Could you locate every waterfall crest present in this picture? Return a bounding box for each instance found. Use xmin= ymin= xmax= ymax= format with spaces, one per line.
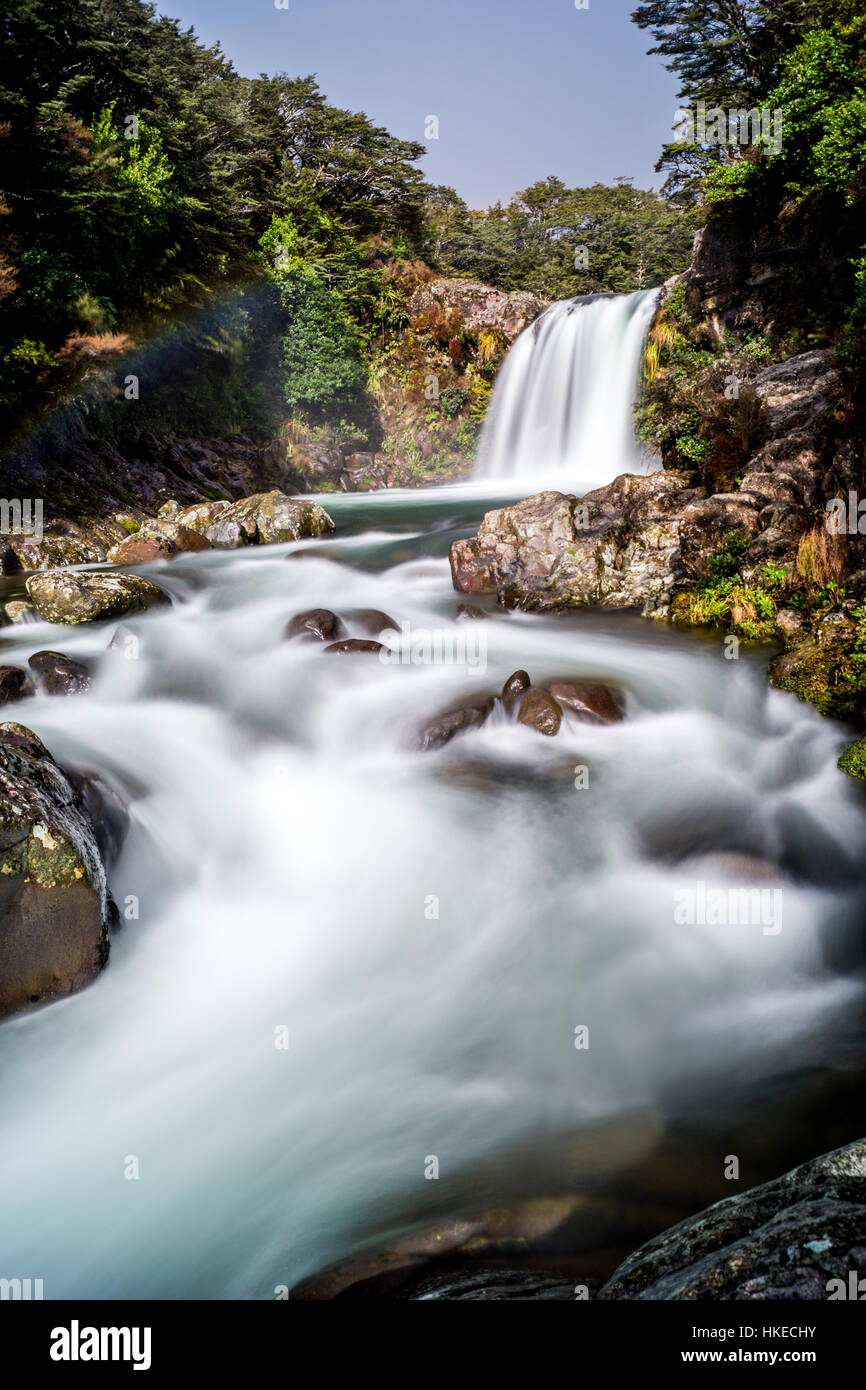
xmin=474 ymin=288 xmax=659 ymax=489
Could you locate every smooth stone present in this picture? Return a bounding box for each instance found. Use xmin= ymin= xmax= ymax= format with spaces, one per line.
xmin=517 ymin=688 xmax=563 ymax=736
xmin=285 ymin=609 xmax=347 ymax=643
xmin=27 ymin=650 xmax=93 ymax=696
xmin=323 ymin=639 xmax=385 ymax=655
xmin=546 ymin=680 xmax=624 ymax=725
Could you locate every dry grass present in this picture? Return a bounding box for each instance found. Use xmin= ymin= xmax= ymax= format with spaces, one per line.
xmin=796 ymin=524 xmax=848 ymax=589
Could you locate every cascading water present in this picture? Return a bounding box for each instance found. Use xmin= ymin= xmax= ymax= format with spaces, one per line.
xmin=475 ymin=289 xmax=660 ymax=489
xmin=0 ymin=494 xmax=864 ymax=1299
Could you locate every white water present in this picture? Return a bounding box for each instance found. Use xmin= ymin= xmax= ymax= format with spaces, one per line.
xmin=0 ymin=492 xmax=864 ymax=1298
xmin=475 ymin=290 xmax=660 ymax=489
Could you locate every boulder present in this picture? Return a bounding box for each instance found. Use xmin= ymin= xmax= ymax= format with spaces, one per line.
xmin=203 ymin=491 xmax=335 ymax=548
xmin=286 ymin=609 xmax=347 ymax=643
xmin=25 ymin=571 xmax=168 ymax=625
xmin=546 ymin=680 xmax=624 ymax=724
xmin=502 ymin=669 xmax=531 ymax=704
xmin=599 ymin=1137 xmax=866 ymax=1300
xmin=517 ymin=688 xmax=563 ymax=736
xmin=0 ymin=723 xmax=111 ymax=1019
xmin=28 ymin=650 xmax=93 ymax=696
xmin=173 ymin=500 xmax=230 ymax=533
xmin=0 ymin=665 xmax=33 ymax=705
xmin=107 ymin=533 xmax=177 ymax=565
xmin=449 ymin=474 xmax=708 ymax=613
xmin=4 ymin=600 xmax=37 ymax=625
xmin=341 ymin=454 xmax=391 ymax=492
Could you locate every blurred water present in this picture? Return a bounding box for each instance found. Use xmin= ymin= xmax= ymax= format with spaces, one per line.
xmin=0 ymin=487 xmax=864 ymax=1298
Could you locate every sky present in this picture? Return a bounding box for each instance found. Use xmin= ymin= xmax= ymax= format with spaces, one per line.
xmin=157 ymin=0 xmax=682 ymax=208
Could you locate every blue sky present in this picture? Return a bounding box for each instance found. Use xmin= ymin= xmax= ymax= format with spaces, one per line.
xmin=158 ymin=0 xmax=681 ymax=207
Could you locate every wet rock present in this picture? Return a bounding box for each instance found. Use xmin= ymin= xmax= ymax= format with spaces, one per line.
xmin=344 ymin=609 xmax=398 ymax=637
xmin=517 ymin=687 xmax=563 ymax=736
xmin=203 ymin=491 xmax=335 ymax=548
xmin=0 ymin=722 xmax=111 ymax=1019
xmin=28 ymin=650 xmax=93 ymax=696
xmin=323 ymin=638 xmax=386 ymax=655
xmin=0 ymin=543 xmax=22 ymax=575
xmin=107 ymin=533 xmax=177 ymax=565
xmin=286 ymin=608 xmax=347 ymax=643
xmin=599 ymin=1137 xmax=866 ymax=1300
xmin=4 ymin=600 xmax=37 ymax=625
xmin=502 ymin=669 xmax=531 ymax=704
xmin=396 ymin=1268 xmax=576 ymax=1301
xmin=457 ymin=604 xmax=492 ymax=620
xmin=65 ymin=769 xmax=130 ymax=868
xmin=546 ymin=680 xmax=624 ymax=725
xmin=0 ymin=666 xmax=33 ymax=705
xmin=416 ymin=695 xmax=495 ymax=751
xmin=26 ymin=571 xmax=168 ymax=625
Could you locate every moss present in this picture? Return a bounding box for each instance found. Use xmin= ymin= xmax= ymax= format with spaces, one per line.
xmin=838 ymin=735 xmax=866 ymax=780
xmin=117 ymin=517 xmax=140 ymax=534
xmin=770 ymin=640 xmax=866 ymax=721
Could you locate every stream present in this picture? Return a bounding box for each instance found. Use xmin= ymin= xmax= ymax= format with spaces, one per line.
xmin=1 ymin=481 xmax=865 ymax=1297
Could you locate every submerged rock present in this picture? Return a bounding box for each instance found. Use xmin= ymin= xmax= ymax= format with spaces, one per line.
xmin=344 ymin=608 xmax=398 ymax=637
xmin=25 ymin=571 xmax=167 ymax=625
xmin=286 ymin=609 xmax=347 ymax=643
xmin=28 ymin=650 xmax=93 ymax=696
xmin=0 ymin=723 xmax=112 ymax=1019
xmin=599 ymin=1137 xmax=866 ymax=1300
xmin=416 ymin=695 xmax=495 ymax=751
xmin=323 ymin=638 xmax=385 ymax=655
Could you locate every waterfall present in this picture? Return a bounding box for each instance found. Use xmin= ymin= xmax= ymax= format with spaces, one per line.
xmin=474 ymin=288 xmax=660 ymax=488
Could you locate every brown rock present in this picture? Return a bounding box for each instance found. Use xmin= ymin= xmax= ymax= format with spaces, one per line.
xmin=28 ymin=650 xmax=93 ymax=696
xmin=107 ymin=533 xmax=177 ymax=565
xmin=286 ymin=609 xmax=347 ymax=643
xmin=345 ymin=608 xmax=398 ymax=637
xmin=502 ymin=670 xmax=531 ymax=704
xmin=546 ymin=680 xmax=624 ymax=724
xmin=323 ymin=639 xmax=386 ymax=655
xmin=518 ymin=688 xmax=563 ymax=736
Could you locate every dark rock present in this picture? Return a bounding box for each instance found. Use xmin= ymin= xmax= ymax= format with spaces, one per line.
xmin=323 ymin=639 xmax=386 ymax=655
xmin=0 ymin=723 xmax=111 ymax=1019
xmin=502 ymin=669 xmax=531 ymax=703
xmin=517 ymin=688 xmax=563 ymax=736
xmin=65 ymin=769 xmax=130 ymax=868
xmin=28 ymin=650 xmax=93 ymax=696
xmin=546 ymin=680 xmax=624 ymax=725
xmin=599 ymin=1137 xmax=866 ymax=1300
xmin=0 ymin=665 xmax=34 ymax=706
xmin=286 ymin=609 xmax=347 ymax=643
xmin=416 ymin=696 xmax=495 ymax=751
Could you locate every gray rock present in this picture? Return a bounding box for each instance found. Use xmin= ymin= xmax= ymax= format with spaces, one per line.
xmin=599 ymin=1138 xmax=866 ymax=1300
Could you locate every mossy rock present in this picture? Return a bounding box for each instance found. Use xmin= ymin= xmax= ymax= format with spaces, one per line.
xmin=838 ymin=735 xmax=866 ymax=781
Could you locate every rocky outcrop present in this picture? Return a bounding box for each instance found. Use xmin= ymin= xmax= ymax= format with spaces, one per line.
xmin=599 ymin=1138 xmax=866 ymax=1300
xmin=409 ymin=279 xmax=548 ymax=345
xmin=450 ymin=474 xmax=708 ymax=614
xmin=0 ymin=723 xmax=114 ymax=1019
xmin=26 ymin=571 xmax=167 ymax=625
xmin=201 ymin=491 xmax=335 ymax=548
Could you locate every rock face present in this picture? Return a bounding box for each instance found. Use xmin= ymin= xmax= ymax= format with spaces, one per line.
xmin=0 ymin=723 xmax=112 ymax=1019
xmin=450 ymin=474 xmax=708 ymax=614
xmin=409 ymin=279 xmax=548 ymax=345
xmin=599 ymin=1138 xmax=866 ymax=1300
xmin=25 ymin=571 xmax=167 ymax=625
